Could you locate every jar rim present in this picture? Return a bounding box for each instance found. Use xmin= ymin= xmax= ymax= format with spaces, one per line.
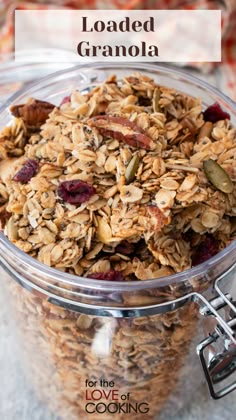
xmin=1 ymin=62 xmax=236 ymax=293
xmin=0 ymin=232 xmax=236 ymax=292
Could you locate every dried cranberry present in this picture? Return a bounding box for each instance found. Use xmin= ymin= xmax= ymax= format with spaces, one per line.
xmin=89 ymin=271 xmax=124 ymax=281
xmin=203 ymin=103 xmax=230 ymax=123
xmin=13 ymin=159 xmax=39 ymax=183
xmin=58 ymin=180 xmax=95 ymax=204
xmin=116 ymin=241 xmax=135 ymax=255
xmin=191 ymin=235 xmax=219 ymax=266
xmin=60 ymin=96 xmax=70 ymax=106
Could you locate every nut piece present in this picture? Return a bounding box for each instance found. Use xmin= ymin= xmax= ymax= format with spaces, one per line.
xmin=97 ymin=216 xmax=112 ymax=244
xmin=125 ymin=155 xmax=140 ymax=184
xmin=120 ymin=185 xmax=143 ymax=203
xmin=90 ymin=115 xmax=153 ymax=149
xmin=203 ymin=159 xmax=234 ymax=194
xmin=11 ymin=99 xmax=54 ymax=127
xmin=91 ymin=115 xmax=146 ymax=133
xmin=146 ymin=206 xmax=169 ymax=232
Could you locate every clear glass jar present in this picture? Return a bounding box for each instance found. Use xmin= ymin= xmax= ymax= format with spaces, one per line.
xmin=0 ymin=49 xmax=76 ymax=106
xmin=0 ymin=63 xmax=235 ymax=420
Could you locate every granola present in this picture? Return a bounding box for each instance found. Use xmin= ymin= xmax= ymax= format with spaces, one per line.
xmin=0 ymin=72 xmax=235 ymax=277
xmin=5 ymin=279 xmax=199 ymax=420
xmin=0 ymin=72 xmax=235 ymax=419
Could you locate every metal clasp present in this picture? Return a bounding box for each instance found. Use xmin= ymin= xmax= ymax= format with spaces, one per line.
xmin=196 ymin=272 xmax=236 ymax=399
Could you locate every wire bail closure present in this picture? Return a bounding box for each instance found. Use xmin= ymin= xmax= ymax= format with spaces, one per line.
xmin=196 ymin=272 xmax=236 ymax=399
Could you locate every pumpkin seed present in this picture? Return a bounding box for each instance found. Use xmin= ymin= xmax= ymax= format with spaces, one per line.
xmin=153 ymin=88 xmax=161 ymax=112
xmin=125 ymin=155 xmax=140 ymax=184
xmin=203 ymin=159 xmax=234 ymax=193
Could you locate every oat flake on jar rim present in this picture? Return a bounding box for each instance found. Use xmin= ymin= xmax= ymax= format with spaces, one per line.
xmin=0 ymin=63 xmax=235 ymax=420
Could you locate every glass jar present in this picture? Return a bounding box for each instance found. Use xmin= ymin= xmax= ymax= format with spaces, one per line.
xmin=0 ymin=49 xmax=76 ymax=106
xmin=0 ymin=63 xmax=235 ymax=420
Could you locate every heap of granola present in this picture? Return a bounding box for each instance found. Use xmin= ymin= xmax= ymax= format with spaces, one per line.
xmin=0 ymin=73 xmax=236 ymax=280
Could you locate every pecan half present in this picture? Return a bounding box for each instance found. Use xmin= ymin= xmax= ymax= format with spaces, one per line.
xmin=10 ymin=99 xmax=54 ymax=127
xmin=89 ymin=115 xmax=152 ymax=150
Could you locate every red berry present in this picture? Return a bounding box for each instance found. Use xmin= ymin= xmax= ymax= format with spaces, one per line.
xmin=203 ymin=102 xmax=230 ymax=123
xmin=58 ymin=180 xmax=96 ymax=204
xmin=192 ymin=235 xmax=219 ymax=266
xmin=13 ymin=159 xmax=39 ymax=183
xmin=89 ymin=271 xmax=124 ymax=281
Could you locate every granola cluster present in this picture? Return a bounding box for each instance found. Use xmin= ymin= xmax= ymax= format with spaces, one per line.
xmin=1 ymin=73 xmax=236 ymax=280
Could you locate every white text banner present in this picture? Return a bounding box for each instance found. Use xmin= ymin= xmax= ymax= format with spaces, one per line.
xmin=15 ymin=10 xmax=221 ymax=63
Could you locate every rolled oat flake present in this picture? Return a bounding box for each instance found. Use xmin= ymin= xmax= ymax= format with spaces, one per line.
xmin=203 ymin=159 xmax=234 ymax=194
xmin=153 ymin=87 xmax=161 ymax=112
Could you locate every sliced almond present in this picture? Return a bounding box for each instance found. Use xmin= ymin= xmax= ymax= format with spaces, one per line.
xmin=97 ymin=216 xmax=112 ymax=244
